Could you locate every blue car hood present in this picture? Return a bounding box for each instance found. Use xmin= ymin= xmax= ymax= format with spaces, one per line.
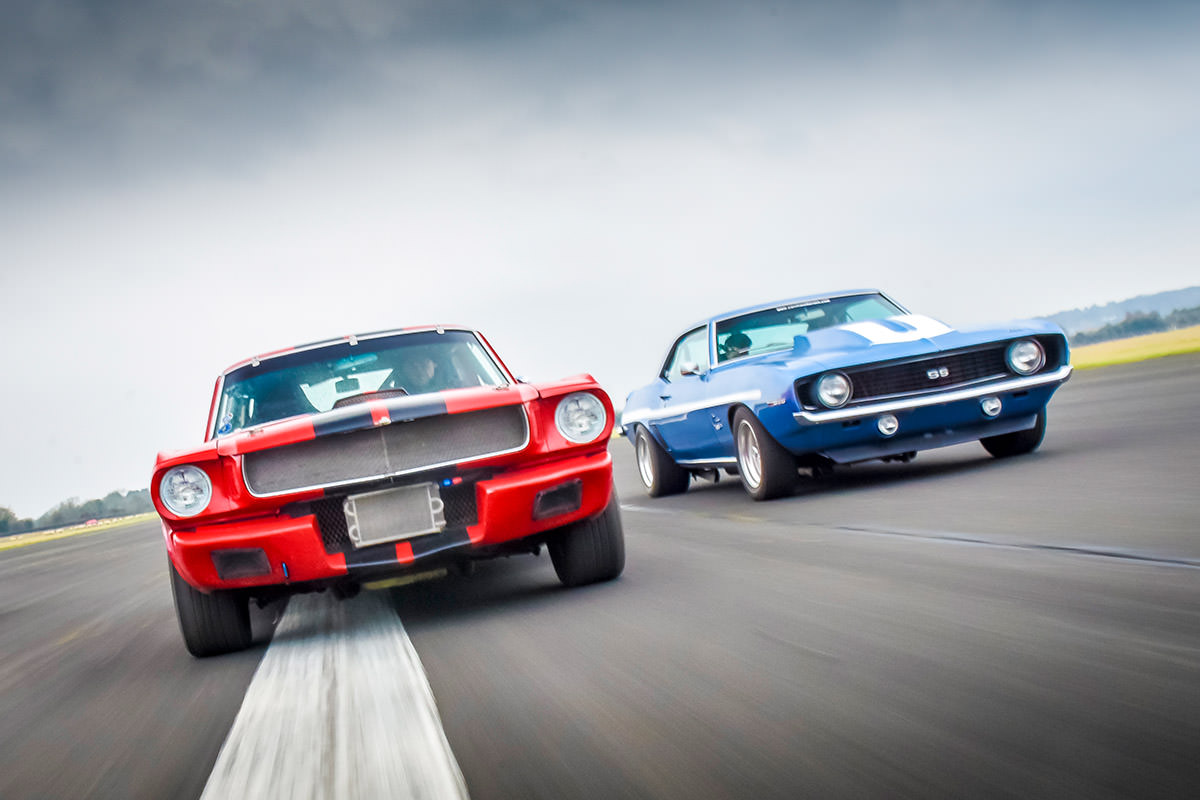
xmin=760 ymin=314 xmax=1056 ymax=373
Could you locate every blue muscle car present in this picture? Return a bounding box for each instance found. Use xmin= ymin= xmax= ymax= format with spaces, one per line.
xmin=621 ymin=290 xmax=1072 ymax=500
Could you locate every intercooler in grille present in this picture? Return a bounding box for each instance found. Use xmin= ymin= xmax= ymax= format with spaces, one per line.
xmin=847 ymin=346 xmax=1009 ymax=400
xmin=243 ymin=405 xmax=528 ymax=496
xmin=314 ymin=481 xmax=479 ymax=554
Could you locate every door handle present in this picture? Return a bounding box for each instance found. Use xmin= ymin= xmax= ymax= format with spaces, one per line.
xmin=659 ymin=394 xmax=672 ymax=401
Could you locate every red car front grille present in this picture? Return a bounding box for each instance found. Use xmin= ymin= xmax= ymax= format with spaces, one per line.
xmin=242 ymin=405 xmax=528 ymax=496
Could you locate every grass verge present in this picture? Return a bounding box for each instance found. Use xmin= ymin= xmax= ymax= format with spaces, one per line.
xmin=1071 ymin=324 xmax=1200 ymax=370
xmin=0 ymin=513 xmax=158 ymax=553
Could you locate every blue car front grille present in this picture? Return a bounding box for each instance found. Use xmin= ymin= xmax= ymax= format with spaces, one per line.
xmin=795 ymin=339 xmax=1064 ymax=408
xmin=847 ymin=346 xmax=1009 ymax=399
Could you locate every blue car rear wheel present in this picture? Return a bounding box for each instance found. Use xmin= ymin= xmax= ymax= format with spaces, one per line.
xmin=634 ymin=426 xmax=690 ymax=497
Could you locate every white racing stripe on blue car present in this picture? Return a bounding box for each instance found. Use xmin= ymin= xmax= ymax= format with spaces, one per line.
xmin=841 ymin=314 xmax=953 ymax=344
xmin=201 ymin=591 xmax=469 ymax=800
xmin=621 ymin=390 xmax=761 ymax=426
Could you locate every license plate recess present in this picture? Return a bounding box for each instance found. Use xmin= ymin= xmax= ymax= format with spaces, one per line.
xmin=343 ymin=483 xmax=446 ymax=548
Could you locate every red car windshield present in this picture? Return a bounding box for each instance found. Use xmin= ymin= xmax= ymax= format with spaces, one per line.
xmin=212 ymin=330 xmax=508 ymax=436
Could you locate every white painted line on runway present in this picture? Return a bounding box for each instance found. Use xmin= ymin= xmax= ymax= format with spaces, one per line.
xmin=619 ymin=503 xmax=676 ymax=515
xmin=201 ymin=590 xmax=469 ymax=800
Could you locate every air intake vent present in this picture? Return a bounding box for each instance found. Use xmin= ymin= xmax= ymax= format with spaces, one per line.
xmin=243 ymin=405 xmax=528 ymax=496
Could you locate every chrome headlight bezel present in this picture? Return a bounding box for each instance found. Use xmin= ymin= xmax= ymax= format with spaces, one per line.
xmin=159 ymin=465 xmax=213 ymax=517
xmin=1006 ymin=339 xmax=1045 ymax=375
xmin=815 ymin=372 xmax=852 ymax=408
xmin=554 ymin=392 xmax=608 ymax=444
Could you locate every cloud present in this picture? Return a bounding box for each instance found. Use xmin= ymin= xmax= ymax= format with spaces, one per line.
xmin=0 ymin=0 xmax=603 ymax=180
xmin=4 ymin=0 xmax=1197 ymax=183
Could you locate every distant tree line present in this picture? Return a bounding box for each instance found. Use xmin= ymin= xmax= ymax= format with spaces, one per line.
xmin=0 ymin=489 xmax=153 ymax=536
xmin=1071 ymin=305 xmax=1200 ymax=346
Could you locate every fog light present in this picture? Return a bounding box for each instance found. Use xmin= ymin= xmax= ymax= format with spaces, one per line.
xmin=211 ymin=548 xmax=271 ymax=580
xmin=981 ymin=397 xmax=1002 ymax=417
xmin=533 ymin=479 xmax=583 ymax=520
xmin=877 ymin=414 xmax=899 ymax=437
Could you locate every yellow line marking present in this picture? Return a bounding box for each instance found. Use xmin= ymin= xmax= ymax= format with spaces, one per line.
xmin=362 ymin=569 xmax=448 ymax=590
xmin=723 ymin=514 xmax=768 ymax=524
xmin=54 ymin=628 xmax=87 ymax=647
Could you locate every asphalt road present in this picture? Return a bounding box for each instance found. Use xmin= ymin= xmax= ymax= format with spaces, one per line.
xmin=2 ymin=354 xmax=1198 ymax=799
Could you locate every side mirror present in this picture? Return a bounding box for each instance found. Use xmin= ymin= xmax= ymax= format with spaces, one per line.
xmin=679 ymin=361 xmax=703 ymax=377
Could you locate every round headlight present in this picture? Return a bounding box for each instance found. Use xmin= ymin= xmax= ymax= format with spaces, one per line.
xmin=555 ymin=392 xmax=608 ymax=443
xmin=815 ymin=372 xmax=852 ymax=408
xmin=1007 ymin=339 xmax=1045 ymax=375
xmin=160 ymin=465 xmax=213 ymax=517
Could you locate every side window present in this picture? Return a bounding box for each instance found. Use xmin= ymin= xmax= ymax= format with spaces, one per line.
xmin=661 ymin=327 xmax=710 ymax=382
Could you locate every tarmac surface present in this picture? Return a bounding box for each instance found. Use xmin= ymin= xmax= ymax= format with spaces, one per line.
xmin=1 ymin=354 xmax=1197 ymax=799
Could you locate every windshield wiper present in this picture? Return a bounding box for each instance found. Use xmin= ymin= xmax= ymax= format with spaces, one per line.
xmin=331 ymin=388 xmax=409 ymax=409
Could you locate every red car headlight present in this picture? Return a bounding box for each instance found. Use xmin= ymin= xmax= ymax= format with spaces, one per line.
xmin=160 ymin=465 xmax=213 ymax=517
xmin=554 ymin=392 xmax=608 ymax=443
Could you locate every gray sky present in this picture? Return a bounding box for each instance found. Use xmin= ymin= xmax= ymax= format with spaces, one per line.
xmin=2 ymin=0 xmax=1198 ymax=518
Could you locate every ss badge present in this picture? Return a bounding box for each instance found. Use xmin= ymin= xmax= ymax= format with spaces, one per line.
xmin=926 ymin=366 xmax=950 ymax=379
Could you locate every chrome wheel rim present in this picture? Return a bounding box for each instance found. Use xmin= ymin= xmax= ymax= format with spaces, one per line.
xmin=635 ymin=433 xmax=656 ymax=488
xmin=736 ymin=421 xmax=762 ymax=489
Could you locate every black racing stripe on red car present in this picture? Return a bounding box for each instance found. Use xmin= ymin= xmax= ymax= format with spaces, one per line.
xmin=382 ymin=395 xmax=448 ymax=420
xmin=312 ymin=407 xmax=374 ymax=437
xmin=343 ymin=543 xmax=399 ymax=569
xmin=311 ymin=395 xmax=453 ymax=438
xmin=342 ymin=528 xmax=472 ymax=569
xmin=411 ymin=528 xmax=472 ymax=558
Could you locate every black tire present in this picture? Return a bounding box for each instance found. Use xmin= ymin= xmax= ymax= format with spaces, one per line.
xmin=633 ymin=425 xmax=690 ymax=497
xmin=981 ymin=409 xmax=1047 ymax=458
xmin=548 ymin=491 xmax=626 ymax=587
xmin=169 ymin=560 xmax=253 ymax=657
xmin=733 ymin=408 xmax=797 ymax=501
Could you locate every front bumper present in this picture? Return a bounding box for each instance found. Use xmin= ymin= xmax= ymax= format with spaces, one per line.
xmin=167 ymin=450 xmax=613 ymax=592
xmin=768 ymin=365 xmax=1071 ymax=463
xmin=792 ymin=365 xmax=1072 ymax=424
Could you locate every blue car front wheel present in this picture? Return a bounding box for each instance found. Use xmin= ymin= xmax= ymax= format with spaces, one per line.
xmin=981 ymin=409 xmax=1047 ymax=458
xmin=733 ymin=408 xmax=797 ymax=501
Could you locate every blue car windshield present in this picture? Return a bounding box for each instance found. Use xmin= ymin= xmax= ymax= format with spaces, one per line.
xmin=715 ymin=293 xmax=904 ymax=363
xmin=212 ymin=330 xmax=508 ymax=436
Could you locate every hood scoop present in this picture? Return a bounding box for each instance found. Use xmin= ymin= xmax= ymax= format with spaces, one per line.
xmin=793 ymin=314 xmax=952 ymax=354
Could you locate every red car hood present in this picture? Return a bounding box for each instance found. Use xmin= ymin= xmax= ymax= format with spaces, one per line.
xmin=213 ymin=384 xmax=542 ymax=457
xmin=155 ymin=376 xmax=605 ymax=470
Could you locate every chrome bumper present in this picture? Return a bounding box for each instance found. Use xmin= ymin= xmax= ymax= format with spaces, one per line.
xmin=793 ymin=365 xmax=1073 ymax=425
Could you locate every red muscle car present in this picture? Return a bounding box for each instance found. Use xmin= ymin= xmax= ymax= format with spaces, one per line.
xmin=153 ymin=326 xmax=623 ymax=656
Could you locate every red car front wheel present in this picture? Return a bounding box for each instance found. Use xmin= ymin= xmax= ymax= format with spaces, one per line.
xmin=169 ymin=560 xmax=253 ymax=657
xmin=548 ymin=491 xmax=626 ymax=587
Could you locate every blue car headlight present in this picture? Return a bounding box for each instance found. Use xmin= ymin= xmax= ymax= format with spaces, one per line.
xmin=1006 ymin=339 xmax=1045 ymax=375
xmin=815 ymin=372 xmax=852 ymax=408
